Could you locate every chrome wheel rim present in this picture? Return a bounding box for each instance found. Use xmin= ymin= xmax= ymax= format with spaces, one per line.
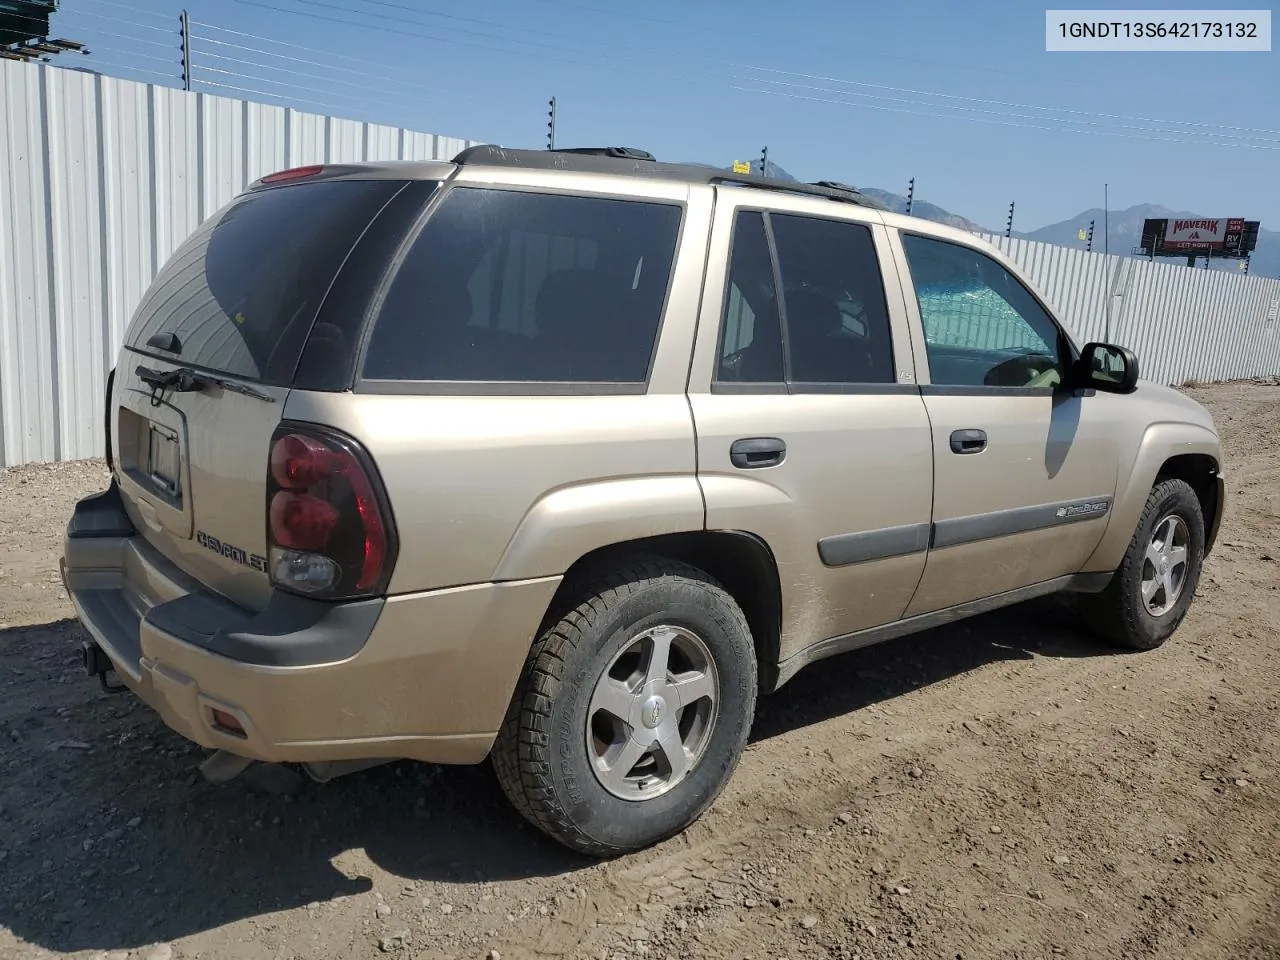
xmin=1141 ymin=514 xmax=1190 ymax=617
xmin=585 ymin=624 xmax=719 ymax=801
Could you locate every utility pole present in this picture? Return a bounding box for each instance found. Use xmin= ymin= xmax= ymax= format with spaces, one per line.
xmin=1005 ymin=201 xmax=1015 ymax=239
xmin=1243 ymin=255 xmax=1251 ymax=274
xmin=1103 ymin=183 xmax=1109 ymax=257
xmin=1086 ymin=218 xmax=1095 ymax=253
xmin=759 ymin=145 xmax=768 ymax=176
xmin=546 ymin=97 xmax=556 ymax=150
xmin=179 ymin=9 xmax=191 ymax=92
xmin=905 ymin=177 xmax=915 ymax=216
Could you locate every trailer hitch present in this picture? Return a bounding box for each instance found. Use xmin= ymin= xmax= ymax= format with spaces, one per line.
xmin=81 ymin=640 xmax=127 ymax=693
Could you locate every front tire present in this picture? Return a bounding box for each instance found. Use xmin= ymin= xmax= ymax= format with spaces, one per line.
xmin=491 ymin=558 xmax=757 ymax=857
xmin=1077 ymin=478 xmax=1205 ymax=651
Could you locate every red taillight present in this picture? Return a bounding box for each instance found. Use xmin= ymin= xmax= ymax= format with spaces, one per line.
xmin=260 ymin=164 xmax=324 ymax=184
xmin=269 ymin=491 xmax=340 ymax=551
xmin=266 ymin=427 xmax=396 ymax=597
xmin=270 ymin=433 xmax=334 ymax=489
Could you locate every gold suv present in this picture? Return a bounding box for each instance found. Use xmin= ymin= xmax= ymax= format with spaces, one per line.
xmin=63 ymin=145 xmax=1225 ymax=856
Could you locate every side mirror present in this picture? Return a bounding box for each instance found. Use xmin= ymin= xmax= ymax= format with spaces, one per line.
xmin=1074 ymin=342 xmax=1139 ymax=394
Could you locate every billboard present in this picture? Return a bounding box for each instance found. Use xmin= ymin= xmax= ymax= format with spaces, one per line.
xmin=1141 ymin=217 xmax=1260 ymax=259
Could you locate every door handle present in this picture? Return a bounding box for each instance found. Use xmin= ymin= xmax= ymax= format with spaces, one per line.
xmin=730 ymin=437 xmax=786 ymax=469
xmin=949 ymin=428 xmax=987 ymax=454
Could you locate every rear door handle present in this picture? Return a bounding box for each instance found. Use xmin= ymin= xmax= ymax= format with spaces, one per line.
xmin=730 ymin=437 xmax=786 ymax=469
xmin=949 ymin=428 xmax=987 ymax=454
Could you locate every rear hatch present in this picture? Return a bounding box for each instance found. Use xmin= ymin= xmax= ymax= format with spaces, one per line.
xmin=110 ymin=173 xmax=420 ymax=611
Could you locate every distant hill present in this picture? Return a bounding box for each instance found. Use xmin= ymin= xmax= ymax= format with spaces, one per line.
xmin=1021 ymin=205 xmax=1277 ymax=278
xmin=697 ymin=158 xmax=1275 ymax=278
xmin=855 ymin=187 xmax=991 ymax=234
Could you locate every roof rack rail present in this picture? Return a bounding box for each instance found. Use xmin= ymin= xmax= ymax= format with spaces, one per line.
xmin=449 ymin=144 xmax=887 ymax=210
xmin=552 ymin=146 xmax=656 ymax=160
xmin=811 ymin=180 xmax=858 ymax=193
xmin=711 ymin=176 xmax=889 ymax=211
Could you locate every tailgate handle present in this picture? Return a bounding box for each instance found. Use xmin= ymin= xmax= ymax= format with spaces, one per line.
xmin=730 ymin=437 xmax=786 ymax=469
xmin=949 ymin=428 xmax=988 ymax=454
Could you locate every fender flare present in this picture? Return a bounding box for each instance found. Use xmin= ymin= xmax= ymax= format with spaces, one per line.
xmin=1082 ymin=421 xmax=1222 ymax=573
xmin=490 ymin=475 xmax=706 ymax=582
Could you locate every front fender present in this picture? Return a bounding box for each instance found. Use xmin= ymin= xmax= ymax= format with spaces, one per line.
xmin=1082 ymin=421 xmax=1222 ymax=573
xmin=491 ymin=476 xmax=705 ymax=581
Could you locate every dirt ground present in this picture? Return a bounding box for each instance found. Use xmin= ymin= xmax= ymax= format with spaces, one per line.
xmin=1 ymin=381 xmax=1277 ymax=960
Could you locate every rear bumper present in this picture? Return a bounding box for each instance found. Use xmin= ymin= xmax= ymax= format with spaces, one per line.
xmin=62 ymin=482 xmax=560 ymax=766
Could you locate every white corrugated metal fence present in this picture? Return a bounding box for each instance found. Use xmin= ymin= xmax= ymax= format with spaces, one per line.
xmin=980 ymin=234 xmax=1280 ymax=387
xmin=0 ymin=59 xmax=476 ymax=467
xmin=3 ymin=59 xmax=1279 ymax=467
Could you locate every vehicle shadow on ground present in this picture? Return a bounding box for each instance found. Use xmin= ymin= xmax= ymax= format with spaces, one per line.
xmin=0 ymin=600 xmax=1117 ymax=954
xmin=750 ymin=594 xmax=1117 ymax=742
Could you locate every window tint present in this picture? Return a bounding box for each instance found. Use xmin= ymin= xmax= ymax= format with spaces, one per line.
xmin=901 ymin=234 xmax=1065 ymax=389
xmin=362 ymin=187 xmax=682 ymax=384
xmin=717 ymin=211 xmax=784 ymax=383
xmin=126 ymin=179 xmax=405 ymax=385
xmin=770 ymin=214 xmax=896 ymax=385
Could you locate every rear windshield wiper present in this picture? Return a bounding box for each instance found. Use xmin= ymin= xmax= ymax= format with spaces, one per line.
xmin=136 ymin=365 xmax=276 ymax=406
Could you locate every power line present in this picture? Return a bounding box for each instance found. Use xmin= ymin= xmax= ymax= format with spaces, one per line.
xmin=190 ymin=77 xmax=403 ymax=120
xmin=85 ymin=44 xmax=177 ymax=66
xmin=65 ymin=26 xmax=176 ymax=51
xmin=222 ymin=2 xmax=1280 ymax=152
xmin=4 ymin=7 xmax=170 ymax=39
xmin=35 ymin=0 xmax=1280 ymax=147
xmin=230 ymin=0 xmax=658 ymax=78
xmin=190 ymin=53 xmax=441 ymax=105
xmin=335 ymin=0 xmax=1280 ymax=139
xmin=513 ymin=0 xmax=1103 ymax=93
xmin=273 ymin=0 xmax=629 ymax=61
xmin=55 ymin=8 xmax=175 ymax=34
xmin=73 ymin=0 xmax=170 ymax=20
xmin=748 ymin=75 xmax=1280 ymax=146
xmin=189 ymin=33 xmax=436 ymax=89
xmin=306 ymin=0 xmax=597 ymax=48
xmin=730 ymin=84 xmax=1280 ymax=151
xmin=739 ymin=64 xmax=1280 ymax=140
xmin=77 ymin=60 xmax=180 ymax=83
xmin=189 ymin=19 xmax=429 ymax=79
xmin=2 ymin=10 xmax=178 ymax=56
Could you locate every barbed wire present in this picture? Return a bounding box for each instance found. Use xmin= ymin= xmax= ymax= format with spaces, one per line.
xmin=190 ymin=54 xmax=438 ymax=106
xmin=14 ymin=0 xmax=1276 ymax=151
xmin=189 ymin=31 xmax=438 ymax=89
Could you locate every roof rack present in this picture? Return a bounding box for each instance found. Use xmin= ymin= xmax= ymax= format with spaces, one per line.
xmin=450 ymin=144 xmax=887 ymax=211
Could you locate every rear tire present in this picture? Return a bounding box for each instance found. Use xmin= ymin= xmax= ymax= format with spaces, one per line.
xmin=491 ymin=557 xmax=757 ymax=857
xmin=1077 ymin=478 xmax=1205 ymax=651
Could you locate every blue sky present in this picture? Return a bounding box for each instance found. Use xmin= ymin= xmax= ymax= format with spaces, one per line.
xmin=46 ymin=0 xmax=1280 ymax=230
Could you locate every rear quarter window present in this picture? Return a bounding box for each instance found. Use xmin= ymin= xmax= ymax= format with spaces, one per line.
xmin=360 ymin=187 xmax=684 ymax=389
xmin=125 ymin=179 xmax=407 ymax=385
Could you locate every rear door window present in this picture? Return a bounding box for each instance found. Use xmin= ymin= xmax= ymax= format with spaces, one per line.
xmin=125 ymin=179 xmax=407 ymax=385
xmin=361 ymin=187 xmax=683 ymax=386
xmin=770 ymin=213 xmax=896 ymax=386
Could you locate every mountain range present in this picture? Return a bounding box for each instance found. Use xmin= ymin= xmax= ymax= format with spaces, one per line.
xmin=717 ymin=160 xmax=1276 ymax=279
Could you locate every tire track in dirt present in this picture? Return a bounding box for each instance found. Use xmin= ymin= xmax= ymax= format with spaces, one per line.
xmin=1 ymin=381 xmax=1277 ymax=960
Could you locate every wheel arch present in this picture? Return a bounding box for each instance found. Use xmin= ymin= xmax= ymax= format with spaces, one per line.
xmin=1154 ymin=452 xmax=1224 ymax=556
xmin=1082 ymin=422 xmax=1222 ymax=573
xmin=538 ymin=530 xmax=785 ymax=693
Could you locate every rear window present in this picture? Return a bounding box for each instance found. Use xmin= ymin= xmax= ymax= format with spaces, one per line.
xmin=361 ymin=187 xmax=683 ymax=386
xmin=125 ymin=179 xmax=406 ymax=385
